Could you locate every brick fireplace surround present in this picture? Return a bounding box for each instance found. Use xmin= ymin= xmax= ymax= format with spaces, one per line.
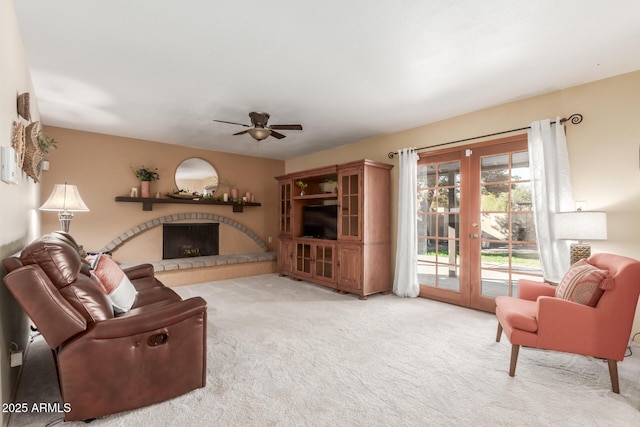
xmin=100 ymin=212 xmax=277 ymax=286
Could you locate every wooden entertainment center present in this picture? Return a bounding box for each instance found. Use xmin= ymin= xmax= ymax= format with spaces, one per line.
xmin=275 ymin=159 xmax=393 ymax=299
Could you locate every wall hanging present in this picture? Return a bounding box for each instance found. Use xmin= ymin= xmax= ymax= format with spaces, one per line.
xmin=12 ymin=120 xmax=25 ymax=168
xmin=17 ymin=92 xmax=31 ymax=121
xmin=22 ymin=121 xmax=43 ymax=182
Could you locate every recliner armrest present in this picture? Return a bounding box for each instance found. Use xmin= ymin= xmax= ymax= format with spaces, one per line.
xmin=122 ymin=263 xmax=156 ymax=280
xmin=518 ymin=279 xmax=557 ymax=301
xmin=79 ymin=297 xmax=207 ymax=340
xmin=3 ymin=256 xmax=23 ymax=273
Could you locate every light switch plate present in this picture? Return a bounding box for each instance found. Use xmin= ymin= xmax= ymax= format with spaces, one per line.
xmin=1 ymin=146 xmax=19 ymax=185
xmin=10 ymin=350 xmax=22 ymax=367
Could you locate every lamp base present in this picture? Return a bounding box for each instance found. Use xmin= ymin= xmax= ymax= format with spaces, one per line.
xmin=569 ymin=243 xmax=591 ymax=265
xmin=57 ymin=211 xmax=73 ymax=233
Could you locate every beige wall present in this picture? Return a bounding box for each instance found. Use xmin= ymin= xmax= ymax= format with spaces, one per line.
xmin=0 ymin=0 xmax=41 ymax=424
xmin=287 ymin=70 xmax=640 ymax=332
xmin=40 ymin=127 xmax=284 ymax=263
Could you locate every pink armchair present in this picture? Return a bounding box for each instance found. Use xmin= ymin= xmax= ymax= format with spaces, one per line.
xmin=495 ymin=253 xmax=640 ymax=393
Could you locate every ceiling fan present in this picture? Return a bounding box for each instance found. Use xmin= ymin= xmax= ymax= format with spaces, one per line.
xmin=214 ymin=111 xmax=303 ymax=141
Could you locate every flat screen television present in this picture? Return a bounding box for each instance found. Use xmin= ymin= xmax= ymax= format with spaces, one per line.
xmin=302 ymin=204 xmax=338 ymax=240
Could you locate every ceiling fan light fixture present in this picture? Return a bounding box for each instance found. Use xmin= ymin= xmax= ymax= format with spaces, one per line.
xmin=248 ymin=127 xmax=271 ymax=141
xmin=214 ymin=111 xmax=302 ymax=141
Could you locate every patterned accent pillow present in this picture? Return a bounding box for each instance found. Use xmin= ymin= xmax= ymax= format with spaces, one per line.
xmin=86 ymin=254 xmax=138 ymax=313
xmin=555 ymin=259 xmax=609 ymax=307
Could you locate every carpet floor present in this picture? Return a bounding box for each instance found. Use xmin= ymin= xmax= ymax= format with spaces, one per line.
xmin=8 ymin=274 xmax=640 ymax=426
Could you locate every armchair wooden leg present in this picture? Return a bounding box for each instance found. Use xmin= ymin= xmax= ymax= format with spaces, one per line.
xmin=496 ymin=323 xmax=503 ymax=342
xmin=607 ymin=359 xmax=620 ymax=394
xmin=509 ymin=344 xmax=519 ymax=377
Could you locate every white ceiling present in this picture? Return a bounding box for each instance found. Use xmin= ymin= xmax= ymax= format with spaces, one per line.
xmin=14 ymin=1 xmax=640 ymax=160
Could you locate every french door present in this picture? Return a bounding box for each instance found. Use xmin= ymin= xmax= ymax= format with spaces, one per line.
xmin=416 ymin=135 xmax=542 ymax=312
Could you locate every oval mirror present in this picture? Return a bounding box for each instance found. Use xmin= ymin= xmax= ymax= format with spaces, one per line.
xmin=174 ymin=158 xmax=219 ymax=196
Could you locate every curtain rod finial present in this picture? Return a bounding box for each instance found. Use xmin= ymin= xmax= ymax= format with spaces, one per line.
xmin=561 ymin=113 xmax=583 ymax=125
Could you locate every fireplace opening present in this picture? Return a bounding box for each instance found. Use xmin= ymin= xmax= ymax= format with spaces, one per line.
xmin=162 ymin=223 xmax=219 ymax=260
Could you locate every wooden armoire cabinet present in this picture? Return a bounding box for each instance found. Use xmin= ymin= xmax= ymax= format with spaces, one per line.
xmin=275 ymin=159 xmax=393 ymax=299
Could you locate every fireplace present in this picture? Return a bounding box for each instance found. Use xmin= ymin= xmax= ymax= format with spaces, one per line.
xmin=162 ymin=223 xmax=219 ymax=260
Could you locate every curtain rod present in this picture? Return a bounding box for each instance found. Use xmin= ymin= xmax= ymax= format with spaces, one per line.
xmin=387 ymin=113 xmax=583 ymax=159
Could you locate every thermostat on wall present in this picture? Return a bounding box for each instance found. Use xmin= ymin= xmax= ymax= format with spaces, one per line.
xmin=1 ymin=146 xmax=19 ymax=184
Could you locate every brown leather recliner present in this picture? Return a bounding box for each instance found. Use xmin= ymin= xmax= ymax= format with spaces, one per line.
xmin=3 ymin=233 xmax=207 ymax=421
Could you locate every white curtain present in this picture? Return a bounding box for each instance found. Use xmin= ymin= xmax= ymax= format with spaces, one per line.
xmin=528 ymin=118 xmax=574 ymax=279
xmin=393 ymin=147 xmax=420 ymax=297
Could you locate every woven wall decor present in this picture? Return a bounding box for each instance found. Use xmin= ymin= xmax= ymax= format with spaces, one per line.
xmin=23 ymin=121 xmax=43 ymax=183
xmin=17 ymin=92 xmax=31 ymax=121
xmin=11 ymin=121 xmax=26 ymax=168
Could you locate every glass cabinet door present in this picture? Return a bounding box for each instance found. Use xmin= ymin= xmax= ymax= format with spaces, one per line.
xmin=279 ymin=181 xmax=292 ymax=234
xmin=295 ymin=242 xmax=312 ymax=275
xmin=339 ymin=170 xmax=361 ymax=239
xmin=314 ymin=243 xmax=334 ymax=281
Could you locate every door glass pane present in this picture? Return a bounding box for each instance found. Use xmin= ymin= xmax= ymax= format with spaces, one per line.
xmin=315 ymin=246 xmax=333 ymax=278
xmin=350 ymin=195 xmax=358 ymax=215
xmin=280 ymin=183 xmax=291 ymax=233
xmin=418 ymin=189 xmax=435 ymax=212
xmin=350 ymin=175 xmax=358 ymax=194
xmin=324 ymin=246 xmax=333 ymax=278
xmin=511 ymin=182 xmax=531 ymax=210
xmin=350 ymin=217 xmax=358 ymax=236
xmin=480 ymin=150 xmax=541 ymax=299
xmin=438 ymin=213 xmax=459 ymax=239
xmin=438 ymin=162 xmax=461 ymax=186
xmin=438 ymin=261 xmax=460 ymax=291
xmin=342 ymin=175 xmax=350 ymax=193
xmin=511 ymin=213 xmax=535 ymax=242
xmin=325 ymin=263 xmax=332 ymax=278
xmin=481 ymin=187 xmax=508 ymax=211
xmin=342 ymin=195 xmax=349 ymax=210
xmin=417 ymin=161 xmax=460 ymax=292
xmin=512 ymin=246 xmax=540 ymax=284
xmin=315 ymin=246 xmax=322 ymax=276
xmin=417 ymin=261 xmax=460 ymax=292
xmin=435 ymin=188 xmax=460 ymax=209
xmin=342 ymin=216 xmax=350 ymax=236
xmin=481 ymin=269 xmax=511 ymax=298
xmin=481 ymin=154 xmax=509 ymax=183
xmin=511 ymin=151 xmax=530 ymax=180
xmin=481 ymin=213 xmax=507 ymax=244
xmin=418 ymin=164 xmax=437 ymax=187
xmin=297 ymin=243 xmax=312 ymax=273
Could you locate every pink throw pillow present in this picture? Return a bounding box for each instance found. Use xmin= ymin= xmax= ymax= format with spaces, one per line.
xmin=87 ymin=254 xmax=137 ymax=313
xmin=555 ymin=259 xmax=609 ymax=307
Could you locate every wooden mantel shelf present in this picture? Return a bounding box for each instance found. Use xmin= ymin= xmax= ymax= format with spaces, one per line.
xmin=115 ymin=196 xmax=261 ymax=212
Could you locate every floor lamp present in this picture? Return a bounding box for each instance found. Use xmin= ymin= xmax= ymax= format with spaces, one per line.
xmin=555 ymin=210 xmax=607 ymax=265
xmin=40 ymin=183 xmax=90 ymax=233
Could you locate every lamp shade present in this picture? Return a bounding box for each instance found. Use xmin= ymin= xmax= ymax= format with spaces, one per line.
xmin=555 ymin=211 xmax=607 ymax=240
xmin=40 ymin=184 xmax=90 ymax=212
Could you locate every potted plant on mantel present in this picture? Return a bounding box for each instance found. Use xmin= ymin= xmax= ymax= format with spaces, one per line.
xmin=132 ymin=165 xmax=159 ymax=198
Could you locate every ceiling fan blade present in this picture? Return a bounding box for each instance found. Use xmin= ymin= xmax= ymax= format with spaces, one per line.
xmin=270 ymin=124 xmax=303 ymax=130
xmin=270 ymin=130 xmax=286 ymax=139
xmin=233 ymin=130 xmax=250 ymax=136
xmin=213 ymin=119 xmax=251 ymax=127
